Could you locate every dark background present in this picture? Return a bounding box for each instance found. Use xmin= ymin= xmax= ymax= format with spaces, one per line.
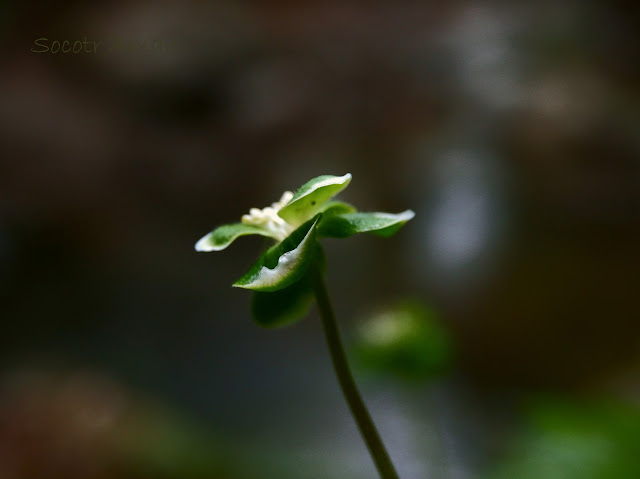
xmin=1 ymin=1 xmax=639 ymax=478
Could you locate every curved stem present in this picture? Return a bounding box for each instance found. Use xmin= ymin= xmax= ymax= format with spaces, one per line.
xmin=310 ymin=263 xmax=400 ymax=479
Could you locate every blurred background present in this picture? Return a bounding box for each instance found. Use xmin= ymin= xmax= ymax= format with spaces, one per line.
xmin=1 ymin=0 xmax=639 ymax=478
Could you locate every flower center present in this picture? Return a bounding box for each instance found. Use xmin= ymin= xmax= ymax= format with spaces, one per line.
xmin=241 ymin=191 xmax=295 ymax=241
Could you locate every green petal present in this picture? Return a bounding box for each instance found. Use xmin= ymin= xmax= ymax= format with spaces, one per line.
xmin=195 ymin=223 xmax=274 ymax=252
xmin=317 ymin=210 xmax=415 ymax=238
xmin=250 ymin=275 xmax=314 ymax=328
xmin=233 ymin=215 xmax=320 ymax=292
xmin=278 ymin=174 xmax=352 ymax=225
xmin=319 ymin=201 xmax=357 ymax=217
xmin=250 ymin=244 xmax=325 ymax=328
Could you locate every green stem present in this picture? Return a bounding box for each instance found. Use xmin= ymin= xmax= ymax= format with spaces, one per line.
xmin=310 ymin=263 xmax=400 ymax=479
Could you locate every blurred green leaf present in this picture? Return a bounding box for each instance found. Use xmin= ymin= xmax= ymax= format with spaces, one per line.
xmin=485 ymin=399 xmax=640 ymax=479
xmin=353 ymin=301 xmax=453 ymax=380
xmin=114 ymin=404 xmax=237 ymax=479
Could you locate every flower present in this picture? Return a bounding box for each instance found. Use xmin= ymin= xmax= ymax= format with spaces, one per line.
xmin=240 ymin=191 xmax=295 ymax=240
xmin=195 ymin=173 xmax=414 ymax=326
xmin=194 ymin=174 xmax=354 ymax=252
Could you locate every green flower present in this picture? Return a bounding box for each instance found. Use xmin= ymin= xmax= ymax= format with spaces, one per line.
xmin=195 ymin=174 xmax=414 ymax=327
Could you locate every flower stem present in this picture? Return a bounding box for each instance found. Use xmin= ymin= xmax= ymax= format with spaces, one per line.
xmin=310 ymin=263 xmax=400 ymax=479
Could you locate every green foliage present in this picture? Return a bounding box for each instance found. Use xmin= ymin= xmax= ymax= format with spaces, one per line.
xmin=233 ymin=216 xmax=320 ymax=292
xmin=485 ymin=399 xmax=640 ymax=479
xmin=278 ymin=174 xmax=352 ymax=225
xmin=318 ymin=210 xmax=415 ymax=238
xmin=250 ymin=245 xmax=325 ymax=327
xmin=114 ymin=404 xmax=237 ymax=479
xmin=318 ymin=200 xmax=357 ymax=217
xmin=353 ymin=301 xmax=454 ymax=380
xmin=250 ymin=275 xmax=315 ymax=328
xmin=195 ymin=223 xmax=273 ymax=252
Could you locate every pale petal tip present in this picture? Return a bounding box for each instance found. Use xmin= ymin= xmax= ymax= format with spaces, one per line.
xmin=402 ymin=209 xmax=416 ymax=220
xmin=195 ymin=235 xmax=216 ymax=252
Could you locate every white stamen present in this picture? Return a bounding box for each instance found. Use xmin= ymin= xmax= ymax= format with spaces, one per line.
xmin=241 ymin=191 xmax=295 ymax=241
